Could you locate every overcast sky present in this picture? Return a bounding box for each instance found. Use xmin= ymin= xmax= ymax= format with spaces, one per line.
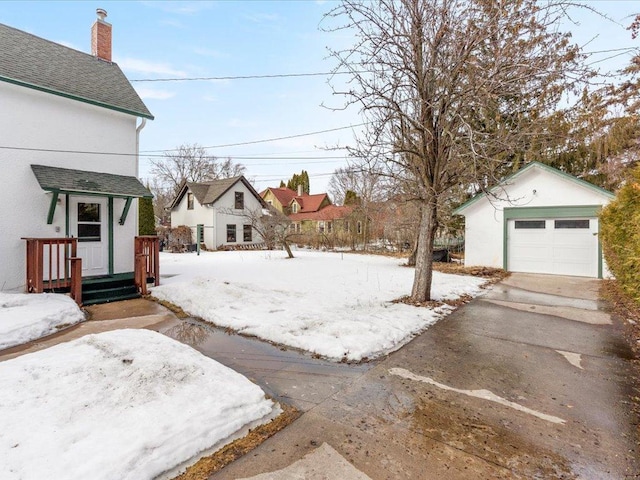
xmin=1 ymin=1 xmax=638 ymax=195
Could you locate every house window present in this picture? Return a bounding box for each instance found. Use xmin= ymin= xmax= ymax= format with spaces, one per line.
xmin=292 ymin=203 xmax=298 ymax=213
xmin=187 ymin=192 xmax=194 ymax=210
xmin=289 ymin=223 xmax=296 ymax=233
xmin=327 ymin=221 xmax=333 ymax=234
xmin=345 ymin=221 xmax=350 ymax=233
xmin=243 ymin=225 xmax=252 ymax=242
xmin=514 ymin=220 xmax=545 ymax=229
xmin=77 ymin=203 xmax=101 ymax=242
xmin=357 ymin=221 xmax=362 ymax=235
xmin=267 ymin=200 xmax=272 ymax=205
xmin=226 ymin=224 xmax=236 ymax=242
xmin=296 ymin=223 xmax=301 ymax=233
xmin=554 ymin=219 xmax=589 ymax=229
xmin=235 ymin=192 xmax=244 ymax=209
xmin=318 ymin=221 xmax=325 ymax=233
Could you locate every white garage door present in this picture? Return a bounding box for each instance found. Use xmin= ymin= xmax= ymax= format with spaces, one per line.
xmin=507 ymin=218 xmax=598 ymax=277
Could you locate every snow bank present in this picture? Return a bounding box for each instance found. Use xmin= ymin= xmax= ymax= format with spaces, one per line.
xmin=0 ymin=292 xmax=85 ymax=350
xmin=0 ymin=329 xmax=278 ymax=480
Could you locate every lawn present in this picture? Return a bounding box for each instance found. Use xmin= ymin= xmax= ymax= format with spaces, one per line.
xmin=151 ymin=250 xmax=488 ymax=361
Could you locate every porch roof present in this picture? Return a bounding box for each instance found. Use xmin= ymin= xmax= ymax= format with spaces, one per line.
xmin=31 ymin=164 xmax=152 ymax=198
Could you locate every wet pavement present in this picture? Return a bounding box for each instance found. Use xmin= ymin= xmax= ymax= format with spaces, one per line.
xmin=157 ymin=318 xmax=372 ymax=411
xmin=207 ymin=273 xmax=640 ymax=480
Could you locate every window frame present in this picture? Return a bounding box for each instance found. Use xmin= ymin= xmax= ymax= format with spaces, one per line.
xmin=243 ymin=224 xmax=252 ymax=242
xmin=187 ymin=192 xmax=194 ymax=210
xmin=554 ymin=219 xmax=590 ymax=229
xmin=226 ymin=224 xmax=237 ymax=242
xmin=514 ymin=220 xmax=546 ymax=229
xmin=234 ymin=191 xmax=244 ymax=210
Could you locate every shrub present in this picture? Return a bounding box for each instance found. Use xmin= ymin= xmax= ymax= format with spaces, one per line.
xmin=600 ymin=165 xmax=640 ymax=303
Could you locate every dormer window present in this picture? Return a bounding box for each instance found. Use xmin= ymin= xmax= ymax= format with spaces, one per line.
xmin=292 ymin=202 xmax=298 ymax=213
xmin=187 ymin=192 xmax=194 ymax=210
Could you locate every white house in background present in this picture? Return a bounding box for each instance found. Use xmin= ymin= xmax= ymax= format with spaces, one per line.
xmin=454 ymin=162 xmax=615 ymax=278
xmin=169 ymin=176 xmax=268 ymax=250
xmin=0 ymin=11 xmax=153 ymax=293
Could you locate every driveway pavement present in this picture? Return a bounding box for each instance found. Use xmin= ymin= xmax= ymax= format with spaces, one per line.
xmin=206 ymin=273 xmax=639 ymax=480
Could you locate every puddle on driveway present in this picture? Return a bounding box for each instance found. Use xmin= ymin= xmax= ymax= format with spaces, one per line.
xmin=158 ymin=318 xmax=372 ymax=410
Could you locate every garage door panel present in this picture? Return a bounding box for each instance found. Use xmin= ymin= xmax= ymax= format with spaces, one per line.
xmin=508 ymin=218 xmax=598 ymax=277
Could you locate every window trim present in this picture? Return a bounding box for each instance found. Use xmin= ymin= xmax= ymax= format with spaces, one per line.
xmin=514 ymin=220 xmax=546 ymax=229
xmin=226 ymin=224 xmax=237 ymax=242
xmin=234 ymin=191 xmax=244 ymax=210
xmin=243 ymin=224 xmax=252 ymax=242
xmin=554 ymin=219 xmax=590 ymax=229
xmin=187 ymin=192 xmax=194 ymax=210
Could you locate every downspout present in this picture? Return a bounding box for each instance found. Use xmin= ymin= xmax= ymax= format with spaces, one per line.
xmin=135 ymin=118 xmax=147 ymax=178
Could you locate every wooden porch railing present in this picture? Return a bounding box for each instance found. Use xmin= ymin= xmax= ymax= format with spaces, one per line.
xmin=22 ymin=238 xmax=82 ymax=304
xmin=134 ymin=236 xmax=160 ymax=295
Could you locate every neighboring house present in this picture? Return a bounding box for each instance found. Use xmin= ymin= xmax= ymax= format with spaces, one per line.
xmin=260 ymin=186 xmax=357 ymax=244
xmin=453 ymin=162 xmax=615 ymax=278
xmin=0 ymin=11 xmax=155 ymax=299
xmin=169 ymin=176 xmax=267 ymax=250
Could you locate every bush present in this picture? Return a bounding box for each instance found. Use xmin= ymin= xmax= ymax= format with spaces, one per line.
xmin=600 ymin=165 xmax=640 ymax=303
xmin=167 ymin=225 xmax=192 ymax=252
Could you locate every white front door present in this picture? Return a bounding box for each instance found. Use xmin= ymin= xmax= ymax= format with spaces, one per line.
xmin=69 ymin=197 xmax=108 ymax=276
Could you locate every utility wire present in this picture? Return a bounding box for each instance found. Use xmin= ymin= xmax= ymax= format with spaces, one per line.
xmin=130 ymin=71 xmax=366 ymax=82
xmin=140 ymin=124 xmax=365 ymax=153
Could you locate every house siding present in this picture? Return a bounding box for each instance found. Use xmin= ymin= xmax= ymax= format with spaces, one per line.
xmin=0 ymin=81 xmax=141 ymax=291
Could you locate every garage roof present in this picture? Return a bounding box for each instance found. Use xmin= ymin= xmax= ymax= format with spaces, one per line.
xmin=453 ymin=162 xmax=615 ymax=215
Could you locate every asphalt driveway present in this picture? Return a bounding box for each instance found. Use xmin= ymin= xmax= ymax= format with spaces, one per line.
xmin=204 ymin=273 xmax=639 ymax=480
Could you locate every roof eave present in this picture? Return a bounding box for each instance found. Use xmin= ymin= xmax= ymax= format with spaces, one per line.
xmin=0 ymin=75 xmax=154 ymax=120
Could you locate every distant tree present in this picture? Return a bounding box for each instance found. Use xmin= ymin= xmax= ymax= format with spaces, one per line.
xmin=279 ymin=180 xmax=286 ymax=188
xmin=286 ymin=170 xmax=310 ymax=194
xmin=344 ymin=190 xmax=361 ymax=206
xmin=138 ymin=193 xmax=156 ymax=235
xmin=150 ymin=143 xmax=245 ymax=196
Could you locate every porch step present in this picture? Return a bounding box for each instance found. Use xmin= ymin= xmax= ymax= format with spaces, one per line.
xmin=81 ymin=274 xmax=140 ymax=306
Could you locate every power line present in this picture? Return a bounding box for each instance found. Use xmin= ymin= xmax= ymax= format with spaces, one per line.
xmin=130 ymin=71 xmax=365 ymax=82
xmin=140 ymin=124 xmax=365 ymax=153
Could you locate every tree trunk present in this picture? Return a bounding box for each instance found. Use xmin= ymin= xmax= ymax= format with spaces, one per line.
xmin=410 ymin=198 xmax=437 ymax=302
xmin=283 ymin=240 xmax=294 ymax=259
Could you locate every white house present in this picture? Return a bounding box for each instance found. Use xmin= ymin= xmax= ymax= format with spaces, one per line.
xmin=0 ymin=11 xmax=154 ymax=297
xmin=454 ymin=162 xmax=615 ymax=278
xmin=169 ymin=176 xmax=268 ymax=250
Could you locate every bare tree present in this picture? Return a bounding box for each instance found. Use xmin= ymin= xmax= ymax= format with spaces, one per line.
xmin=241 ymin=206 xmax=296 ymax=259
xmin=150 ymin=143 xmax=246 ymax=196
xmin=324 ymin=0 xmax=591 ymax=302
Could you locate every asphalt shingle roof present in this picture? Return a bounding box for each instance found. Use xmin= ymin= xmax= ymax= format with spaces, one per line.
xmin=31 ymin=164 xmax=152 ymax=198
xmin=0 ymin=23 xmax=153 ymax=119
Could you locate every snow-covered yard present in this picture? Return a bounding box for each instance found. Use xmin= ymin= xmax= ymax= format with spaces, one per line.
xmin=0 ymin=329 xmax=278 ymax=480
xmin=152 ymin=250 xmax=488 ymax=361
xmin=0 ymin=292 xmax=85 ymax=350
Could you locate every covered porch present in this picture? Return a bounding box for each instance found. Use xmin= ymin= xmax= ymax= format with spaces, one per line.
xmin=25 ymin=165 xmax=160 ymax=305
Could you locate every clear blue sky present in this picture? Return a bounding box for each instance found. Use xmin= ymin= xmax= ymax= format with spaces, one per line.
xmin=1 ymin=1 xmax=638 ymax=195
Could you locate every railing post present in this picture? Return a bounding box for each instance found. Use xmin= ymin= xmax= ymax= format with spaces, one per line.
xmin=69 ymin=257 xmax=82 ymax=306
xmin=135 ymin=253 xmax=148 ymax=295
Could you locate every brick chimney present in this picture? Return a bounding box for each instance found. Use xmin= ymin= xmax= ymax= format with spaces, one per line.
xmin=91 ymin=8 xmax=112 ymax=62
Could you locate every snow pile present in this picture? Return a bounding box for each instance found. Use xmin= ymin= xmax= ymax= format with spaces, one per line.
xmin=0 ymin=329 xmax=278 ymax=480
xmin=152 ymin=250 xmax=487 ymax=361
xmin=0 ymin=292 xmax=85 ymax=350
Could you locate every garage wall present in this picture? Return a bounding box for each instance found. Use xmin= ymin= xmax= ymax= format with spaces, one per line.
xmin=458 ymin=164 xmax=614 ymax=277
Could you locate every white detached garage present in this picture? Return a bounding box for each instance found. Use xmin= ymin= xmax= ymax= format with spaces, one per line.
xmin=454 ymin=162 xmax=615 ymax=278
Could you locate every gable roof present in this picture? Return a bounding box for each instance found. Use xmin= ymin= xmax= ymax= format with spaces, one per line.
xmin=170 ymin=176 xmax=267 ymax=210
xmin=261 ymin=187 xmax=298 ymax=207
xmin=289 ymin=204 xmax=353 ymax=222
xmin=0 ymin=23 xmax=153 ymax=120
xmin=294 ymin=193 xmax=330 ymax=213
xmin=453 ymin=161 xmax=615 ymax=215
xmin=31 ymin=164 xmax=152 ymax=198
